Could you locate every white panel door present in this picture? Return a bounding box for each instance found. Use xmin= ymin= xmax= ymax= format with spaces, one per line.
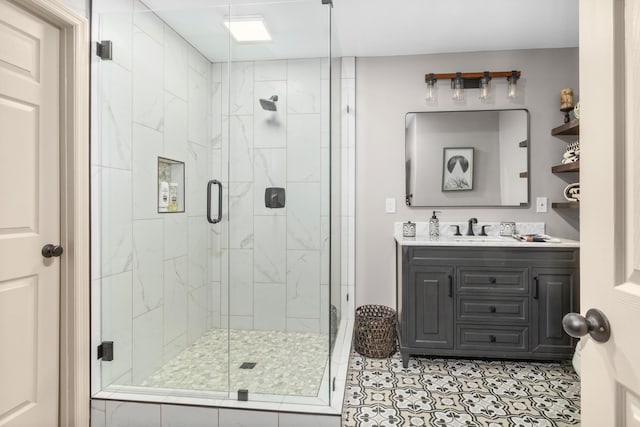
xmin=0 ymin=0 xmax=60 ymax=426
xmin=580 ymin=0 xmax=640 ymax=425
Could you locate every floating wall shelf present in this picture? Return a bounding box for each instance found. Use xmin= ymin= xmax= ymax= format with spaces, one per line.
xmin=551 ymin=118 xmax=580 ymax=210
xmin=551 ymin=119 xmax=580 ymax=136
xmin=551 ymin=161 xmax=580 ymax=174
xmin=552 ymin=202 xmax=579 ymax=209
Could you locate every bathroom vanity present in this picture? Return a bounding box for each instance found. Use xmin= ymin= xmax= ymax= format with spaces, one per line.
xmin=395 ymin=235 xmax=579 ymax=368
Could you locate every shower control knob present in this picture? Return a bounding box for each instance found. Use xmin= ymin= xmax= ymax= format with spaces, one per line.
xmin=562 ymin=308 xmax=611 ymax=343
xmin=42 ymin=244 xmax=64 ymax=258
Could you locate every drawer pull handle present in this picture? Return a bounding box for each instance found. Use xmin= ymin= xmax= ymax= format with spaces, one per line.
xmin=490 ymin=306 xmax=496 ymax=313
xmin=490 ymin=335 xmax=497 ymax=343
xmin=534 ymin=277 xmax=539 ymax=299
xmin=489 ymin=277 xmax=497 ymax=284
xmin=448 ymin=275 xmax=453 ymax=298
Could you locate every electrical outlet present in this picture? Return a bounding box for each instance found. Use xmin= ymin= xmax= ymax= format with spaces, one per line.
xmin=536 ymin=197 xmax=548 ymax=213
xmin=385 ymin=197 xmax=396 ymax=213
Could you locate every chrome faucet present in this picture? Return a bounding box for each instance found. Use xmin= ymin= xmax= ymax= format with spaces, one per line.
xmin=466 ymin=217 xmax=478 ymax=236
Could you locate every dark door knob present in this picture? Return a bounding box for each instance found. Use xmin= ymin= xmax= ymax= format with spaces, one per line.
xmin=562 ymin=308 xmax=611 ymax=343
xmin=42 ymin=244 xmax=63 ymax=258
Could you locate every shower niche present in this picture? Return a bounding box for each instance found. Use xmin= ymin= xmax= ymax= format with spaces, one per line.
xmin=157 ymin=157 xmax=184 ymax=213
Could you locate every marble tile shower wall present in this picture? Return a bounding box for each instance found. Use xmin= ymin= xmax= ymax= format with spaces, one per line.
xmin=211 ymin=59 xmax=331 ymax=334
xmin=92 ymin=0 xmax=213 ymax=387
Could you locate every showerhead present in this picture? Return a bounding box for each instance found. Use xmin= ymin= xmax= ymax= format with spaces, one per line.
xmin=259 ymin=95 xmax=278 ymax=111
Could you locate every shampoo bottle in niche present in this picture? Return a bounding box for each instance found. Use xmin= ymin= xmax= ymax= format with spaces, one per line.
xmin=429 ymin=211 xmax=440 ymax=239
xmin=168 ymin=183 xmax=179 ymax=212
xmin=159 ymin=181 xmax=169 ymax=212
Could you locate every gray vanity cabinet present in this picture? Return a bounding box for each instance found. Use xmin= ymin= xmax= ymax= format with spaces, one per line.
xmin=397 ymin=245 xmax=579 ymax=368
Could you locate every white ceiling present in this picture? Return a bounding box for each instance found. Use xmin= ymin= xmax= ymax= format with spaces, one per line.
xmin=332 ymin=0 xmax=579 ymax=57
xmin=139 ymin=0 xmax=578 ymax=62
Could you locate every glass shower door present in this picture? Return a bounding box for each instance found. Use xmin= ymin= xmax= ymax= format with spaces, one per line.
xmin=224 ymin=0 xmax=332 ymax=403
xmin=94 ymin=2 xmax=232 ymax=396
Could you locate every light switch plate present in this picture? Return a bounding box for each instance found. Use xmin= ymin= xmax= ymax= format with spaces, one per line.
xmin=536 ymin=197 xmax=548 ymax=213
xmin=385 ymin=197 xmax=396 ymax=213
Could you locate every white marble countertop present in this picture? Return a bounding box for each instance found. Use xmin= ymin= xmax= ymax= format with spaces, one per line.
xmin=394 ymin=233 xmax=580 ymax=248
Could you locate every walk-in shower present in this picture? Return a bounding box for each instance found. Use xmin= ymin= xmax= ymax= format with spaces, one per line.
xmin=90 ymin=0 xmax=350 ymax=414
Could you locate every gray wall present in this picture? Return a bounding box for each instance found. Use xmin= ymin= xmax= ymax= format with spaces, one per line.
xmin=355 ymin=48 xmax=579 ymax=306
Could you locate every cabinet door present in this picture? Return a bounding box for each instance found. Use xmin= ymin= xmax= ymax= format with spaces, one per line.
xmin=408 ymin=266 xmax=454 ymax=349
xmin=531 ymin=268 xmax=578 ymax=354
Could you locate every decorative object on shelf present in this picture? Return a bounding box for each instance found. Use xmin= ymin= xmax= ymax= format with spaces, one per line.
xmin=560 ymin=88 xmax=574 ymax=109
xmin=573 ymin=101 xmax=581 ymax=119
xmin=424 ymin=70 xmax=521 ymax=102
xmin=499 ymin=221 xmax=516 ymax=236
xmin=562 ymin=140 xmax=580 ymax=164
xmin=402 ymin=221 xmax=416 ymax=238
xmin=560 ymin=88 xmax=575 ymax=123
xmin=564 ymin=183 xmax=580 ymax=202
xmin=442 ymin=147 xmax=474 ymax=191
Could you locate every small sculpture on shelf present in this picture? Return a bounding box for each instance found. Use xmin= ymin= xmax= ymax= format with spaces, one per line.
xmin=562 ymin=140 xmax=580 ymax=165
xmin=560 ymin=88 xmax=574 ymax=123
xmin=564 ymin=183 xmax=580 ymax=202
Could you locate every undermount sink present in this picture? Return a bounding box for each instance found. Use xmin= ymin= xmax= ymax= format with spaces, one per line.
xmin=452 ymin=236 xmax=511 ymax=243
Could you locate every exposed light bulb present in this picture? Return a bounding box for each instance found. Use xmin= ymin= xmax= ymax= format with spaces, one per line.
xmin=479 ymin=73 xmax=491 ymax=100
xmin=425 ymin=78 xmax=437 ymax=102
xmin=508 ymin=80 xmax=517 ymax=99
xmin=507 ymin=71 xmax=519 ymax=99
xmin=452 ymin=77 xmax=464 ymax=101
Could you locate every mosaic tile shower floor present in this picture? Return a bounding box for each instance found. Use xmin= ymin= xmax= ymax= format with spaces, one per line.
xmin=342 ymin=351 xmax=580 ymax=427
xmin=141 ymin=329 xmax=329 ymax=397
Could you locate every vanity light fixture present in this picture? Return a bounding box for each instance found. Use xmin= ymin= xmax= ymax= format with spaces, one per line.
xmin=224 ymin=16 xmax=272 ymax=42
xmin=425 ymin=73 xmax=437 ymax=101
xmin=424 ymin=70 xmax=522 ymax=102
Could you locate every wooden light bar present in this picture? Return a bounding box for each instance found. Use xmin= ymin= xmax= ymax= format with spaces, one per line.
xmin=425 ymin=70 xmax=521 ymax=81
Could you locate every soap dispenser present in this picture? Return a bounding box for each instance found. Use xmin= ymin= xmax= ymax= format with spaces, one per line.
xmin=429 ymin=211 xmax=440 ymax=238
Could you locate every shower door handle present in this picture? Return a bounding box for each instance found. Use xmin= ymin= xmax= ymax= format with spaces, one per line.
xmin=207 ymin=180 xmax=222 ymax=224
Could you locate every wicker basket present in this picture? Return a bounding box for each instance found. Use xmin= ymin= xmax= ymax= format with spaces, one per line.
xmin=354 ymin=305 xmax=397 ymax=358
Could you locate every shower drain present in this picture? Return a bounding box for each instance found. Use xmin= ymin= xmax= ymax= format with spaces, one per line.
xmin=239 ymin=362 xmax=257 ymax=369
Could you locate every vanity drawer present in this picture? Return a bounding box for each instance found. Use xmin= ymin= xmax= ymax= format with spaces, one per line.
xmin=457 ymin=296 xmax=528 ymax=323
xmin=457 ymin=324 xmax=529 ymax=352
xmin=458 ymin=268 xmax=528 ymax=294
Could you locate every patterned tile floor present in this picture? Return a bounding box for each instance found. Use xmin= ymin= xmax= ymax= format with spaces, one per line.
xmin=141 ymin=329 xmax=329 ymax=397
xmin=342 ymin=351 xmax=580 ymax=427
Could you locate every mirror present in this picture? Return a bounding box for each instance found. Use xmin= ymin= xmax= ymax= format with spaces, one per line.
xmin=405 ymin=109 xmax=529 ymax=207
